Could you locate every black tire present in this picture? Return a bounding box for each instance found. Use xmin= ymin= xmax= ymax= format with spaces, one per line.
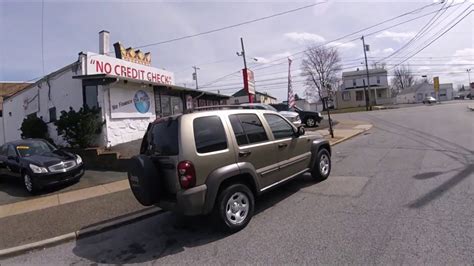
xmin=127 ymin=155 xmax=160 ymax=206
xmin=23 ymin=172 xmax=38 ymax=194
xmin=305 ymin=117 xmax=317 ymax=127
xmin=215 ymin=183 xmax=254 ymax=233
xmin=311 ymin=148 xmax=331 ymax=181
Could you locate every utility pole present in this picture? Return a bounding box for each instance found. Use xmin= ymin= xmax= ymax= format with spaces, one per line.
xmin=237 ymin=37 xmax=252 ymax=103
xmin=361 ymin=36 xmax=371 ymax=111
xmin=467 ymin=68 xmax=472 ymax=84
xmin=192 ymin=66 xmax=200 ymax=90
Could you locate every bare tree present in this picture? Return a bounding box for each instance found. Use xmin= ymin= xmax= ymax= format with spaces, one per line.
xmin=391 ymin=65 xmax=416 ymax=96
xmin=301 ymin=46 xmax=342 ymax=104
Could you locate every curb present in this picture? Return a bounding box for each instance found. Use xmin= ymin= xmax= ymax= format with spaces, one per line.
xmin=0 ymin=207 xmax=163 ymax=259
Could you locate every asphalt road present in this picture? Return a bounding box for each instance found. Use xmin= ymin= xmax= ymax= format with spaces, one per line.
xmin=3 ymin=101 xmax=473 ymax=264
xmin=0 ymin=170 xmax=126 ymax=205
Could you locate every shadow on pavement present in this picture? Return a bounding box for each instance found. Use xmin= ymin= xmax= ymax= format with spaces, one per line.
xmin=72 ymin=173 xmax=323 ymax=264
xmin=412 ymin=171 xmax=444 ymax=180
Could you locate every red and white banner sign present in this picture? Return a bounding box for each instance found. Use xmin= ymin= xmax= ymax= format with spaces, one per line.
xmin=243 ymin=68 xmax=255 ymax=95
xmin=84 ymin=52 xmax=174 ymax=85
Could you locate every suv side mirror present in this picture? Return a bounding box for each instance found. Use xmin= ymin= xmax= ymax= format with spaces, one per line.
xmin=294 ymin=126 xmax=305 ymax=137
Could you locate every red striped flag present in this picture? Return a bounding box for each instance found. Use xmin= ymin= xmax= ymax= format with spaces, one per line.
xmin=288 ymin=57 xmax=295 ymax=108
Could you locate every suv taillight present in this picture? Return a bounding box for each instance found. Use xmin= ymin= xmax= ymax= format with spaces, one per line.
xmin=177 ymin=161 xmax=196 ymax=189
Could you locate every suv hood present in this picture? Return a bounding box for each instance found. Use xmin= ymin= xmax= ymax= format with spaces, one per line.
xmin=279 ymin=111 xmax=299 ymax=118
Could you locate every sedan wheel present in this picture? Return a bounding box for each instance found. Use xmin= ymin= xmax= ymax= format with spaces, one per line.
xmin=24 ymin=173 xmax=35 ymax=193
xmin=306 ymin=117 xmax=316 ymax=127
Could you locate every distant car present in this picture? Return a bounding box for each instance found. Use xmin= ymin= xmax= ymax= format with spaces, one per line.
xmin=422 ymin=96 xmax=437 ymax=104
xmin=271 ymin=104 xmax=323 ymax=127
xmin=240 ymin=103 xmax=302 ymax=127
xmin=0 ymin=139 xmax=84 ymax=193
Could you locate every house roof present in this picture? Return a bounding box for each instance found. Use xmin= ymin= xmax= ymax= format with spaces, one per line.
xmin=0 ymin=82 xmax=32 ymax=112
xmin=232 ymin=88 xmax=276 ymax=99
xmin=342 ymin=68 xmax=387 ymax=78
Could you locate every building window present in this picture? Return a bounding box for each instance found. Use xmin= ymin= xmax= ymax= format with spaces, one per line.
xmin=377 ymin=90 xmax=382 ymax=98
xmin=377 ymin=76 xmax=380 ymax=84
xmin=352 ymin=79 xmax=356 ymax=86
xmin=342 ymin=91 xmax=351 ymax=101
xmin=155 ymin=89 xmax=183 ymax=117
xmin=49 ymin=107 xmax=57 ymax=122
xmin=356 ymin=91 xmax=364 ymax=101
xmin=234 ymin=99 xmax=239 ymax=104
xmin=83 ymin=85 xmax=98 ymax=109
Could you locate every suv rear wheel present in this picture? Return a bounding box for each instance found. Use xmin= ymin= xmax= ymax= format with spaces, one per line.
xmin=311 ymin=148 xmax=331 ymax=181
xmin=216 ymin=183 xmax=254 ymax=232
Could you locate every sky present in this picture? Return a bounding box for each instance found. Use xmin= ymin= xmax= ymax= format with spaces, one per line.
xmin=1 ymin=0 xmax=473 ymax=101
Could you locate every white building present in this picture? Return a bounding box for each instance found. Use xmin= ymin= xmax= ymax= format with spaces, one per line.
xmin=335 ymin=68 xmax=392 ymax=109
xmin=396 ymin=82 xmax=453 ymax=104
xmin=231 ymin=88 xmax=277 ymax=104
xmin=1 ymin=31 xmax=228 ymax=147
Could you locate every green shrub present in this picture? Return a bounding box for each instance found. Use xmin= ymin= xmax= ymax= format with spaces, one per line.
xmin=54 ymin=106 xmax=104 ymax=148
xmin=20 ymin=115 xmax=49 ymax=140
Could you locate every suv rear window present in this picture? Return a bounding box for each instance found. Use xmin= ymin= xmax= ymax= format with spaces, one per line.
xmin=148 ymin=119 xmax=179 ymax=155
xmin=194 ymin=116 xmax=227 ymax=153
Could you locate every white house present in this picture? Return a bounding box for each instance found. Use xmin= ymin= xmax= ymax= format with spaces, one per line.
xmin=335 ymin=68 xmax=392 ymax=109
xmin=1 ymin=31 xmax=228 ymax=147
xmin=396 ymin=82 xmax=453 ymax=104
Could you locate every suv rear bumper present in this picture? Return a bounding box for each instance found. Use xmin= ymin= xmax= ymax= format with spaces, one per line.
xmin=158 ymin=184 xmax=207 ymax=216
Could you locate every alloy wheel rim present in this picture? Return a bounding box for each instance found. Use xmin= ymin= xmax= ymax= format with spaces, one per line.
xmin=24 ymin=174 xmax=33 ymax=192
xmin=307 ymin=118 xmax=315 ymax=127
xmin=320 ymin=154 xmax=330 ymax=176
xmin=225 ymin=192 xmax=249 ymax=225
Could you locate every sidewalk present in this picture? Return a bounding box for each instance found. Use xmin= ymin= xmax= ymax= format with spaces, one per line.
xmin=309 ymin=119 xmax=372 ymax=145
xmin=0 ymin=119 xmax=372 ymax=253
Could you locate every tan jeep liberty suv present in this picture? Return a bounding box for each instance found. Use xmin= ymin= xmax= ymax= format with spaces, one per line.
xmin=127 ymin=106 xmax=331 ymax=232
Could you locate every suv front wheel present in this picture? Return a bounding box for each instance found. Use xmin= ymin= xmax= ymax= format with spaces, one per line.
xmin=311 ymin=148 xmax=331 ymax=181
xmin=216 ymin=183 xmax=254 ymax=232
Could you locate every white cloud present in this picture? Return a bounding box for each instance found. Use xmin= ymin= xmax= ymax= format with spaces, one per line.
xmin=375 ymin=31 xmax=416 ymax=42
xmin=254 ymin=52 xmax=293 ymax=65
xmin=383 ymin=48 xmax=395 ymax=53
xmin=284 ymin=32 xmax=326 ymax=44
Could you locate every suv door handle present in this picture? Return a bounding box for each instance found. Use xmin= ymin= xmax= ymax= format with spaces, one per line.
xmin=239 ymin=151 xmax=251 ymax=157
xmin=278 ymin=143 xmax=288 ymax=148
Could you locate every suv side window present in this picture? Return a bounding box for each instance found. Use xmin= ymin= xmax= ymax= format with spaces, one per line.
xmin=229 ymin=114 xmax=268 ymax=146
xmin=193 ymin=116 xmax=227 ymax=153
xmin=264 ymin=114 xmax=295 ymax=140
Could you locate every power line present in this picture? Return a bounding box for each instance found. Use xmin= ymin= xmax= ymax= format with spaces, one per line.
xmin=389 ymin=9 xmax=473 ymax=70
xmin=41 ymin=0 xmax=45 ymax=75
xmin=377 ymin=1 xmax=467 ymax=64
xmin=134 ymin=2 xmax=328 ymax=49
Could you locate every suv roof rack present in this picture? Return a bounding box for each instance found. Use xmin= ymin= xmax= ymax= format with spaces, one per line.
xmin=184 ymin=105 xmax=252 ymax=113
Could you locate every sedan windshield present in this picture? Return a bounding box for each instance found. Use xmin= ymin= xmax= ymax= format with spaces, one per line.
xmin=16 ymin=141 xmax=56 ymax=157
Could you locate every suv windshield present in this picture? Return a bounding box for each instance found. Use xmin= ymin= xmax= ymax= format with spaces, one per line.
xmin=148 ymin=118 xmax=179 ymax=155
xmin=16 ymin=141 xmax=56 ymax=157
